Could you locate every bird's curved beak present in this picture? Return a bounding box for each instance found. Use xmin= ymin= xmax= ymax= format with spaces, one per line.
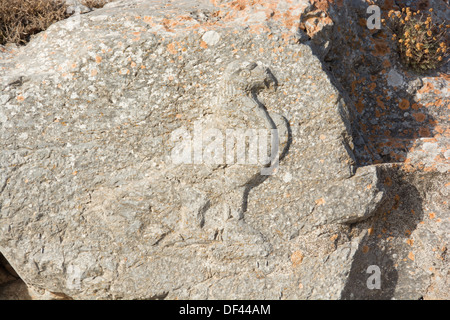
xmin=252 ymin=64 xmax=278 ymax=92
xmin=264 ymin=69 xmax=277 ymax=92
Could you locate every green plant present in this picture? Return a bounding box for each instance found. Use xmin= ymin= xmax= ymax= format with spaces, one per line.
xmin=386 ymin=7 xmax=448 ymax=72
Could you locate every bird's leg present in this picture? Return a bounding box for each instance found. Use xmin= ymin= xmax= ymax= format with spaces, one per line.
xmin=222 ymin=187 xmax=246 ymax=222
xmin=220 ymin=186 xmax=272 ymax=258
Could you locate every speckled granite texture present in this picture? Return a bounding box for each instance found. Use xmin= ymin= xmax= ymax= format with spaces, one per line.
xmin=0 ymin=0 xmax=448 ymax=299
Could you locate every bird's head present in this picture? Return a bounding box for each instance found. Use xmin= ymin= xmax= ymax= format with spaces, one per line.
xmin=223 ymin=60 xmax=277 ymax=96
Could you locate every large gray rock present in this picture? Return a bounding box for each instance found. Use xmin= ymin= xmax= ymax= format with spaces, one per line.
xmin=297 ymin=0 xmax=450 ymax=300
xmin=2 ymin=0 xmax=443 ymax=300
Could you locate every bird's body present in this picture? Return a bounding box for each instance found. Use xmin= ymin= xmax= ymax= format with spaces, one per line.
xmin=171 ymin=60 xmax=289 ymax=254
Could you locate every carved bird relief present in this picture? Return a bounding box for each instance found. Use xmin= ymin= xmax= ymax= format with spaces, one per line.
xmin=177 ymin=60 xmax=290 ymax=252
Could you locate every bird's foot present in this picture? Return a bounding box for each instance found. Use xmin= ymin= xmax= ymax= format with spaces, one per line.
xmin=221 ymin=218 xmax=272 ymax=258
xmin=223 ymin=206 xmax=244 ymax=221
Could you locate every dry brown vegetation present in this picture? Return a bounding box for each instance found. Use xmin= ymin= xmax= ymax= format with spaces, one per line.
xmin=0 ymin=0 xmax=111 ymax=46
xmin=81 ymin=0 xmax=109 ymax=9
xmin=0 ymin=0 xmax=70 ymax=45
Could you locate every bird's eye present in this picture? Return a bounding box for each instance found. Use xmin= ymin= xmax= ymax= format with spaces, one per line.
xmin=240 ymin=70 xmax=250 ymax=77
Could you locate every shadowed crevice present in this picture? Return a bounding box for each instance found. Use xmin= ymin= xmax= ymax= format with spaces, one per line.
xmin=341 ymin=169 xmax=425 ymax=299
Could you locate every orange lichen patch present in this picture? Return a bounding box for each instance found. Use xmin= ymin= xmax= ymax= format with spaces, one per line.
xmin=226 ymin=0 xmax=248 ymax=11
xmin=360 ymin=123 xmax=367 ymax=133
xmin=398 ymin=98 xmax=410 ymax=110
xmin=393 ymin=194 xmax=400 ymax=209
xmin=95 ymin=55 xmax=102 ymax=64
xmin=423 ymin=165 xmax=437 ymax=172
xmin=372 ymin=39 xmax=390 ymax=56
xmin=362 ymin=245 xmax=370 ymax=254
xmin=311 ymin=0 xmax=333 ymax=11
xmin=291 ymin=251 xmax=304 ymax=266
xmin=350 ymin=80 xmax=357 ymax=95
xmin=249 ymin=24 xmax=271 ymax=34
xmin=281 ymin=32 xmax=291 ymax=43
xmin=161 ymin=18 xmax=177 ymax=32
xmin=356 ymin=98 xmax=365 ymax=113
xmin=428 ymin=212 xmax=436 ymax=219
xmin=422 ymin=137 xmax=437 ymax=143
xmin=399 ymin=163 xmax=414 ymax=173
xmin=330 ymin=234 xmax=338 ymax=242
xmin=178 ymin=14 xmax=194 ymax=22
xmin=419 ymin=127 xmax=431 ymax=137
xmin=200 ymin=40 xmax=208 ymax=49
xmin=433 ymin=154 xmax=446 ymax=162
xmin=283 ymin=12 xmax=302 ymax=29
xmin=384 ymin=177 xmax=393 ymax=186
xmin=380 ymin=0 xmax=395 ymax=10
xmin=16 ymin=95 xmax=25 ymax=102
xmin=368 ymin=82 xmax=376 ymax=91
xmin=406 ymin=239 xmax=414 ymax=246
xmin=382 ymin=59 xmax=391 ymax=68
xmin=167 ymin=42 xmax=177 ymax=54
xmin=300 ymin=14 xmax=333 ymax=37
xmin=418 ymin=82 xmax=434 ymax=94
xmin=90 ymin=69 xmax=98 ymax=77
xmin=411 ymin=102 xmax=422 ymax=110
xmin=265 ymin=9 xmax=275 ymax=20
xmin=412 ymin=113 xmax=426 ymax=122
xmin=315 ymin=198 xmax=325 ymax=206
xmin=408 ymin=251 xmax=415 ymax=261
xmin=376 ymin=97 xmax=386 ymax=109
xmin=358 ymin=17 xmax=366 ymax=27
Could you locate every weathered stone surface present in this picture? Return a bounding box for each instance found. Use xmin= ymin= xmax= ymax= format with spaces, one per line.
xmin=0 ymin=253 xmax=70 ymax=300
xmin=0 ymin=0 xmax=447 ymax=300
xmin=302 ymin=0 xmax=449 ymax=300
